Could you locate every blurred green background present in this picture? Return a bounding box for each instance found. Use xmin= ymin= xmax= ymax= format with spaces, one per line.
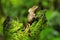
xmin=0 ymin=0 xmax=60 ymax=40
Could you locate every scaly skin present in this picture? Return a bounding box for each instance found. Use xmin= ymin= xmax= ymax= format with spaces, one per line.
xmin=28 ymin=6 xmax=38 ymax=22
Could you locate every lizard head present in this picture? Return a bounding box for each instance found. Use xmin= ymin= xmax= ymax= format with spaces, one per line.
xmin=28 ymin=5 xmax=38 ymax=13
